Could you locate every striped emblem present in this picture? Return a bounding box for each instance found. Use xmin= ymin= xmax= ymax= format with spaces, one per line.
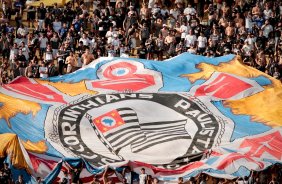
xmin=87 ymin=108 xmax=146 ymax=154
xmin=87 ymin=108 xmax=191 ymax=154
xmin=131 ymin=119 xmax=191 ymax=153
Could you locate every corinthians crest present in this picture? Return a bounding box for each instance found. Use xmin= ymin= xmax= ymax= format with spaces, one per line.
xmin=45 ymin=93 xmax=234 ymax=168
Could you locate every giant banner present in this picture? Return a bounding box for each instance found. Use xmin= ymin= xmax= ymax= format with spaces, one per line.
xmin=0 ymin=53 xmax=281 ymax=182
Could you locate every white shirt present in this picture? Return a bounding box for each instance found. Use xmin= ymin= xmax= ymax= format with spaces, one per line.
xmin=263 ymin=9 xmax=272 ymax=19
xmin=197 ymin=36 xmax=207 ymax=48
xmin=39 ymin=37 xmax=48 ymax=48
xmin=39 ymin=67 xmax=48 ymax=78
xmin=139 ymin=174 xmax=147 ymax=184
xmin=188 ymin=48 xmax=196 ymax=54
xmin=245 ymin=16 xmax=253 ymax=29
xmin=180 ymin=25 xmax=189 ymax=39
xmin=77 ymin=57 xmax=82 ymax=67
xmin=108 ymin=49 xmax=115 ymax=57
xmin=79 ymin=37 xmax=90 ymax=46
xmin=53 ymin=21 xmax=62 ymax=33
xmin=124 ymin=172 xmax=132 ymax=183
xmin=45 ymin=50 xmax=53 ymax=60
xmin=184 ymin=7 xmax=196 ymax=20
xmin=262 ymin=24 xmax=273 ymax=38
xmin=90 ymin=38 xmax=97 ymax=52
xmin=245 ymin=37 xmax=255 ymax=49
xmin=105 ymin=30 xmax=114 ymax=38
xmin=242 ymin=44 xmax=252 ymax=55
xmin=185 ymin=34 xmax=197 ymax=47
xmin=93 ymin=1 xmax=100 ymax=11
xmin=161 ymin=8 xmax=169 ymax=16
xmin=170 ymin=9 xmax=179 ymax=20
xmin=148 ymin=0 xmax=155 ymax=9
xmin=9 ymin=48 xmax=18 ymax=61
xmin=21 ymin=46 xmax=30 ymax=60
xmin=17 ymin=27 xmax=28 ymax=37
xmin=112 ymin=38 xmax=120 ymax=50
xmin=129 ymin=38 xmax=136 ymax=48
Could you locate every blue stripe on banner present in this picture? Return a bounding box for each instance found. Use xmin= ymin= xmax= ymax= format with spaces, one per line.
xmin=231 ymin=166 xmax=251 ymax=177
xmin=43 ymin=161 xmax=63 ymax=184
xmin=83 ymin=158 xmax=103 ymax=175
xmin=205 ymin=157 xmax=220 ymax=165
xmin=211 ymin=101 xmax=271 ymax=141
xmin=5 ymin=157 xmax=35 ymax=184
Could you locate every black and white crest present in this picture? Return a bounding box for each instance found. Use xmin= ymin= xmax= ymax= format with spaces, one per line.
xmin=45 ymin=93 xmax=234 ymax=168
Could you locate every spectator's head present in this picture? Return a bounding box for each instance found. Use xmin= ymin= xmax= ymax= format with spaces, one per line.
xmin=189 ymin=29 xmax=193 ymax=35
xmin=141 ymin=168 xmax=145 ymax=174
xmin=178 ymin=177 xmax=184 ymax=183
xmin=36 ymin=177 xmax=41 ymax=182
xmin=4 ymin=163 xmax=9 ymax=169
xmin=18 ymin=175 xmax=23 ymax=181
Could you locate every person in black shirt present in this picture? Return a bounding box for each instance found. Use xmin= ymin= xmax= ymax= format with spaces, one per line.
xmin=67 ymin=163 xmax=83 ymax=184
xmin=137 ymin=44 xmax=147 ymax=59
xmin=15 ymin=174 xmax=25 ymax=184
xmin=255 ymin=30 xmax=267 ymax=50
xmin=0 ymin=170 xmax=7 ymax=184
xmin=57 ymin=45 xmax=66 ymax=75
xmin=44 ymin=13 xmax=53 ymax=29
xmin=1 ymin=163 xmax=11 ymax=184
xmin=17 ymin=50 xmax=27 ymax=76
xmin=37 ymin=3 xmax=47 ymax=30
xmin=52 ymin=3 xmax=62 ymax=18
xmin=27 ymin=5 xmax=36 ymax=28
xmin=48 ymin=61 xmax=58 ymax=77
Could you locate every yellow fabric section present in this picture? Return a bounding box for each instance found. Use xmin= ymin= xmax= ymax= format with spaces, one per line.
xmin=0 ymin=134 xmax=30 ymax=170
xmin=183 ymin=56 xmax=281 ymax=87
xmin=21 ymin=140 xmax=48 ymax=154
xmin=224 ymin=85 xmax=282 ymax=127
xmin=0 ymin=93 xmax=41 ymax=126
xmin=35 ymin=80 xmax=98 ymax=96
xmin=28 ymin=0 xmax=70 ymax=7
xmin=183 ymin=56 xmax=282 ymax=127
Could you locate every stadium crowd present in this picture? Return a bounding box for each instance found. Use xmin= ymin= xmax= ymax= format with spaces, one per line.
xmin=0 ymin=0 xmax=282 ymax=84
xmin=0 ymin=161 xmax=282 ymax=183
xmin=0 ymin=0 xmax=282 ymax=183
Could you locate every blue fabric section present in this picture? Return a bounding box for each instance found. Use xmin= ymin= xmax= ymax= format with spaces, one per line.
xmin=83 ymin=158 xmax=103 ymax=174
xmin=205 ymin=157 xmax=219 ymax=165
xmin=212 ymin=101 xmax=271 ymax=141
xmin=4 ymin=157 xmax=34 ymax=184
xmin=3 ymin=103 xmax=62 ymax=157
xmin=231 ymin=166 xmax=250 ymax=177
xmin=43 ymin=161 xmax=63 ymax=184
xmin=250 ymin=76 xmax=272 ymax=86
xmin=9 ymin=104 xmax=49 ymax=141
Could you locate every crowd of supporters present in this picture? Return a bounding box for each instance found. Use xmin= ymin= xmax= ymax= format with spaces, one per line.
xmin=0 ymin=0 xmax=282 ymax=183
xmin=0 ymin=0 xmax=282 ymax=84
xmin=0 ymin=161 xmax=281 ymax=183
